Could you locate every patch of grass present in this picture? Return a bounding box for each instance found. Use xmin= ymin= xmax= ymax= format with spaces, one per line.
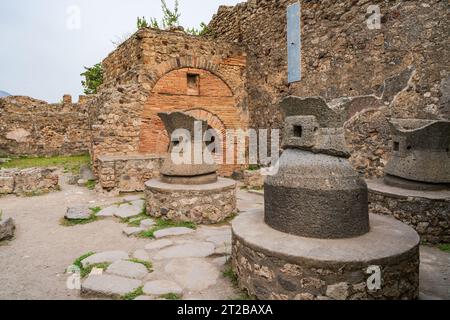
xmin=160 ymin=293 xmax=182 ymax=300
xmin=439 ymin=243 xmax=450 ymax=253
xmin=60 ymin=213 xmax=99 ymax=227
xmin=90 ymin=207 xmax=102 ymax=215
xmin=223 ymin=265 xmax=239 ymax=287
xmin=128 ymin=258 xmax=153 ymax=272
xmin=1 ymin=154 xmax=90 ymax=174
xmin=247 ymin=165 xmax=261 ymax=171
xmin=137 ymin=219 xmax=197 ymax=239
xmin=81 ymin=262 xmax=111 ymax=278
xmin=121 ymin=286 xmax=144 ymax=301
xmin=223 ymin=263 xmax=256 ymax=301
xmin=86 ymin=180 xmax=96 ymax=190
xmin=122 ymin=213 xmax=148 ymax=227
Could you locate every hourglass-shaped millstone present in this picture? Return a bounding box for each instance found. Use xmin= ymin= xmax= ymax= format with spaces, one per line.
xmin=264 ymin=96 xmax=370 ymax=239
xmin=384 ymin=119 xmax=450 ymax=185
xmin=157 ymin=112 xmax=218 ymax=185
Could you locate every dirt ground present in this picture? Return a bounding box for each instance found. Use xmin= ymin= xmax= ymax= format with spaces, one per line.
xmin=0 ymin=176 xmax=448 ymax=300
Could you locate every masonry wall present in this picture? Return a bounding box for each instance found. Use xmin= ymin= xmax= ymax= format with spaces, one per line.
xmin=90 ymin=28 xmax=248 ymax=176
xmin=208 ymin=0 xmax=450 ymax=177
xmin=0 ymin=96 xmax=91 ymax=157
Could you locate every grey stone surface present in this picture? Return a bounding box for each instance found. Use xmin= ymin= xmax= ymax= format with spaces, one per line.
xmin=123 ymin=227 xmax=144 ymax=237
xmin=143 ymin=280 xmax=183 ymax=296
xmin=368 ymin=179 xmax=450 ymax=244
xmin=157 ymin=112 xmax=218 ymax=182
xmin=232 ymin=211 xmax=420 ymax=300
xmin=96 ymin=206 xmax=117 ymax=217
xmin=165 ymin=258 xmax=220 ymax=291
xmin=264 ymin=97 xmax=370 ymax=239
xmin=80 ymin=164 xmax=96 ymax=181
xmin=114 ymin=200 xmax=145 ymax=219
xmin=81 ymin=251 xmax=129 ymax=268
xmin=0 ymin=218 xmax=15 ymax=241
xmin=81 ymin=274 xmax=142 ymax=299
xmin=133 ymin=249 xmax=150 ymax=262
xmin=233 ymin=210 xmax=419 ymax=264
xmin=265 ymin=149 xmax=369 ymax=239
xmin=154 ymin=241 xmax=215 ymax=260
xmin=145 ymin=239 xmax=174 ymax=251
xmin=65 ymin=206 xmax=92 ymax=220
xmin=140 ymin=219 xmax=156 ymax=229
xmin=106 ymin=260 xmax=148 ymax=280
xmin=206 ymin=234 xmax=231 ymax=248
xmin=280 ymin=96 xmax=349 ymax=157
xmin=385 ymin=119 xmax=450 ymax=184
xmin=153 ymin=227 xmax=195 ymax=239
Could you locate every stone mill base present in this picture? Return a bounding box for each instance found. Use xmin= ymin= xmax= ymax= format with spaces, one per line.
xmin=145 ymin=178 xmax=237 ymax=225
xmin=231 ymin=211 xmax=420 ymax=300
xmin=368 ymin=179 xmax=450 ymax=244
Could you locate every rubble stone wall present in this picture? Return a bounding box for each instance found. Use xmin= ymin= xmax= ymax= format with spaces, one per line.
xmin=0 ymin=96 xmax=91 ymax=157
xmin=0 ymin=168 xmax=59 ymax=196
xmin=208 ymin=0 xmax=449 ymax=177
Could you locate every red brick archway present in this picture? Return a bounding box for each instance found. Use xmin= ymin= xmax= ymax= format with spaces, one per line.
xmin=139 ymin=67 xmax=246 ymax=176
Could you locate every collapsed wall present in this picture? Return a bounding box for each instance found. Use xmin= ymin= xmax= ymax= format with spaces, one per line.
xmin=208 ymin=0 xmax=449 ymax=177
xmin=0 ymin=95 xmax=91 ymax=157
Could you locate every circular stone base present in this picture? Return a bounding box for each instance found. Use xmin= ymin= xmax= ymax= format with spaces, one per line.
xmin=145 ymin=178 xmax=237 ymax=225
xmin=232 ymin=210 xmax=420 ymax=300
xmin=368 ymin=179 xmax=450 ymax=244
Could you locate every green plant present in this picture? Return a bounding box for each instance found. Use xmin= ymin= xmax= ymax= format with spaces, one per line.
xmin=138 ymin=218 xmax=196 ymax=239
xmin=71 ymin=253 xmax=111 ymax=278
xmin=86 ymin=180 xmax=96 ymax=190
xmin=160 ymin=0 xmax=180 ymax=29
xmin=186 ymin=22 xmax=209 ymax=36
xmin=439 ymin=243 xmax=450 ymax=253
xmin=128 ymin=258 xmax=153 ymax=272
xmin=81 ymin=63 xmax=103 ymax=95
xmin=121 ymin=286 xmax=144 ymax=300
xmin=73 ymin=252 xmax=95 ymax=269
xmin=137 ymin=16 xmax=149 ymax=29
xmin=1 ymin=155 xmax=90 ymax=174
xmin=223 ymin=264 xmax=256 ymax=301
xmin=60 ymin=213 xmax=99 ymax=227
xmin=160 ymin=293 xmax=182 ymax=300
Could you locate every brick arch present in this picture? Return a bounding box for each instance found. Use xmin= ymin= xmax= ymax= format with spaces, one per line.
xmin=147 ymin=56 xmax=235 ymax=95
xmin=139 ymin=66 xmax=246 ymax=176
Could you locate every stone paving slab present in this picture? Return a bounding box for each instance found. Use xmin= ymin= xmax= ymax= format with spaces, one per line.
xmin=65 ymin=206 xmax=92 ymax=220
xmin=133 ymin=249 xmax=151 ymax=262
xmin=143 ymin=280 xmax=183 ymax=296
xmin=123 ymin=227 xmax=144 ymax=237
xmin=153 ymin=241 xmax=215 ymax=260
xmin=165 ymin=258 xmax=220 ymax=292
xmin=154 ymin=227 xmax=195 ymax=239
xmin=145 ymin=239 xmax=174 ymax=251
xmin=82 ymin=274 xmax=142 ymax=299
xmin=140 ymin=219 xmax=156 ymax=229
xmin=106 ymin=260 xmax=149 ymax=280
xmin=81 ymin=251 xmax=129 ymax=268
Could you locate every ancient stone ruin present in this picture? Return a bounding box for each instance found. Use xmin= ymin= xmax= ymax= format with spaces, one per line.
xmin=145 ymin=112 xmax=237 ymax=225
xmin=368 ymin=119 xmax=450 ymax=244
xmin=231 ymin=96 xmax=420 ymax=300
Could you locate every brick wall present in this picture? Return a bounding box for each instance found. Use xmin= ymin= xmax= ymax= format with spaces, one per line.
xmin=91 ymin=28 xmax=248 ymax=177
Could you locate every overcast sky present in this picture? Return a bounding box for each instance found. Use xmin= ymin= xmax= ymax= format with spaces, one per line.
xmin=0 ymin=0 xmax=242 ymax=102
